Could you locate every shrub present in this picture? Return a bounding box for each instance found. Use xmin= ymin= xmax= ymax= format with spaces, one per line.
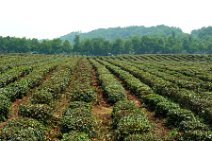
xmin=181 ymin=130 xmax=212 ymax=141
xmin=166 ymin=109 xmax=196 ymax=127
xmin=0 ymin=94 xmax=11 ymax=121
xmin=13 ymin=80 xmax=30 ymax=97
xmin=143 ymin=94 xmax=166 ymax=110
xmin=0 ymin=87 xmax=20 ymax=101
xmin=61 ymin=107 xmax=97 ymax=137
xmin=104 ymin=84 xmax=126 ymax=104
xmin=155 ymin=101 xmax=180 ymax=117
xmin=69 ymin=101 xmax=91 ymax=110
xmin=112 ymin=100 xmax=137 ymax=127
xmin=116 ymin=110 xmax=152 ymax=140
xmin=124 ymin=133 xmax=162 ymax=141
xmin=19 ymin=104 xmax=53 ymax=122
xmin=0 ymin=118 xmax=45 ymax=141
xmin=71 ymin=87 xmax=96 ymax=103
xmin=179 ymin=120 xmax=209 ymax=132
xmin=30 ymin=89 xmax=53 ymax=105
xmin=61 ymin=131 xmax=91 ymax=141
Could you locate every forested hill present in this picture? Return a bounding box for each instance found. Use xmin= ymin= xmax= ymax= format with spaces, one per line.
xmin=191 ymin=26 xmax=212 ymax=39
xmin=60 ymin=25 xmax=184 ymax=42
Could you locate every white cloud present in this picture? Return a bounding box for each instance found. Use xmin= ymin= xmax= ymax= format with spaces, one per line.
xmin=0 ymin=0 xmax=211 ymax=39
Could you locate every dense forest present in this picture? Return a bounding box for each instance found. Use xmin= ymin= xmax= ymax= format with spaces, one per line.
xmin=0 ymin=25 xmax=211 ymax=55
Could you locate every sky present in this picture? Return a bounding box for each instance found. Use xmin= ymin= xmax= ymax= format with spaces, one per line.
xmin=0 ymin=0 xmax=211 ymax=39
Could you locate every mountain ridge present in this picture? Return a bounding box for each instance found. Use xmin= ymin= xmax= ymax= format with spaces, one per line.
xmin=60 ymin=25 xmax=184 ymax=42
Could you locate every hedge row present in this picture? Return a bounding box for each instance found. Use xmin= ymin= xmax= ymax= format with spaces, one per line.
xmin=112 ymin=100 xmax=156 ymax=141
xmin=90 ymin=59 xmax=126 ymax=104
xmin=0 ymin=118 xmax=46 ymax=141
xmin=0 ymin=66 xmax=33 ymax=88
xmin=0 ymin=62 xmax=58 ymax=121
xmin=98 ymin=59 xmax=212 ymax=140
xmin=19 ymin=60 xmax=76 ymax=122
xmin=61 ymin=101 xmax=97 ymax=137
xmin=106 ymin=60 xmax=212 ymax=125
xmin=70 ymin=59 xmax=96 ymax=103
xmin=60 ymin=59 xmax=97 ymax=141
xmin=91 ymin=59 xmax=165 ymax=140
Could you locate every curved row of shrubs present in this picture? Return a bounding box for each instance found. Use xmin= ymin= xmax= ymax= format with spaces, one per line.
xmin=0 ymin=61 xmax=60 ymax=121
xmin=0 ymin=58 xmax=79 ymax=141
xmin=129 ymin=61 xmax=211 ymax=92
xmin=19 ymin=60 xmax=76 ymax=122
xmin=91 ymin=59 xmax=160 ymax=140
xmin=99 ymin=59 xmax=212 ymax=140
xmin=105 ymin=59 xmax=212 ymax=125
xmin=0 ymin=66 xmax=33 ymax=88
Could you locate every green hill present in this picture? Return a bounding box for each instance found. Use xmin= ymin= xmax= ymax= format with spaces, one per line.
xmin=191 ymin=26 xmax=212 ymax=39
xmin=60 ymin=25 xmax=184 ymax=42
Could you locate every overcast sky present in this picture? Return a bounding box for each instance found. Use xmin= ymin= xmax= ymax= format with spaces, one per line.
xmin=0 ymin=0 xmax=211 ymax=39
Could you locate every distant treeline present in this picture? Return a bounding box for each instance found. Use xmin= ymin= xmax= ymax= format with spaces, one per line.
xmin=0 ymin=26 xmax=212 ymax=55
xmin=0 ymin=37 xmax=72 ymax=54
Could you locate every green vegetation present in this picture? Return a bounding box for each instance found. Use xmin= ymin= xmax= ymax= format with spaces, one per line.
xmin=0 ymin=25 xmax=212 ymax=55
xmin=0 ymin=54 xmax=211 ymax=141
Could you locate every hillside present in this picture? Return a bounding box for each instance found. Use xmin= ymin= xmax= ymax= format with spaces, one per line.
xmin=60 ymin=25 xmax=184 ymax=42
xmin=191 ymin=26 xmax=212 ymax=39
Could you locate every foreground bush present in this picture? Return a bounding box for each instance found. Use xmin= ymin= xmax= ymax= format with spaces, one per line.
xmin=30 ymin=89 xmax=53 ymax=105
xmin=69 ymin=101 xmax=92 ymax=109
xmin=180 ymin=130 xmax=212 ymax=141
xmin=19 ymin=104 xmax=53 ymax=122
xmin=116 ymin=111 xmax=152 ymax=139
xmin=0 ymin=94 xmax=11 ymax=121
xmin=61 ymin=106 xmax=97 ymax=137
xmin=61 ymin=131 xmax=91 ymax=141
xmin=71 ymin=87 xmax=96 ymax=103
xmin=124 ymin=133 xmax=162 ymax=141
xmin=0 ymin=118 xmax=45 ymax=141
xmin=112 ymin=100 xmax=137 ymax=127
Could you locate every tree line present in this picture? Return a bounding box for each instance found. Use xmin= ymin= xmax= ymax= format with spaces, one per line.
xmin=0 ymin=28 xmax=211 ymax=55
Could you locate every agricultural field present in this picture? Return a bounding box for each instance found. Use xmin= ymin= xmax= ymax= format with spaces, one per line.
xmin=0 ymin=54 xmax=212 ymax=141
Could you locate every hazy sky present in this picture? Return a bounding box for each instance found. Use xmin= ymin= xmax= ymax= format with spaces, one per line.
xmin=0 ymin=0 xmax=211 ymax=39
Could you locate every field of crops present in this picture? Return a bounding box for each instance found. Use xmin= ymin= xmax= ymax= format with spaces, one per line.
xmin=0 ymin=54 xmax=211 ymax=141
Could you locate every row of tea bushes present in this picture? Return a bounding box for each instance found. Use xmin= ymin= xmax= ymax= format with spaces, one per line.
xmin=129 ymin=61 xmax=212 ymax=92
xmin=0 ymin=61 xmax=59 ymax=121
xmin=112 ymin=100 xmax=157 ymax=141
xmin=105 ymin=60 xmax=212 ymax=125
xmin=19 ymin=60 xmax=76 ymax=122
xmin=0 ymin=118 xmax=46 ymax=141
xmin=0 ymin=55 xmax=54 ymax=74
xmin=70 ymin=59 xmax=96 ymax=103
xmin=60 ymin=59 xmax=97 ymax=141
xmin=61 ymin=101 xmax=96 ymax=140
xmin=99 ymin=59 xmax=212 ymax=140
xmin=0 ymin=58 xmax=79 ymax=141
xmin=90 ymin=59 xmax=126 ymax=104
xmin=0 ymin=66 xmax=33 ymax=88
xmin=91 ymin=59 xmax=159 ymax=140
